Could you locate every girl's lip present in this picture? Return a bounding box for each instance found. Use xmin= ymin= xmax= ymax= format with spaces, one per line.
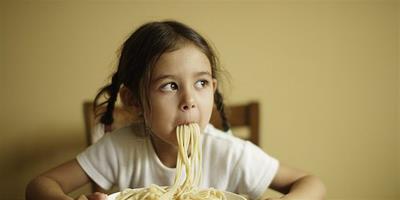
xmin=176 ymin=120 xmax=197 ymax=126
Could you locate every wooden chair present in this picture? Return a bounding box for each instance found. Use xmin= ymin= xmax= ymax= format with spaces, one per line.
xmin=209 ymin=102 xmax=260 ymax=146
xmin=82 ymin=101 xmax=260 ymax=191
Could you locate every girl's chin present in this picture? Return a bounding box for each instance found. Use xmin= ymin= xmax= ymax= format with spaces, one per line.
xmin=150 ymin=133 xmax=178 ymax=146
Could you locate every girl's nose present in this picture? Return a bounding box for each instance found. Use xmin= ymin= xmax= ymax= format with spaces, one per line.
xmin=180 ymin=93 xmax=196 ymax=111
xmin=181 ymin=102 xmax=196 ymax=111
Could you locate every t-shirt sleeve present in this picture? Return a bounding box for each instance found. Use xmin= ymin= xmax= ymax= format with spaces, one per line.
xmin=233 ymin=141 xmax=279 ymax=200
xmin=76 ymin=134 xmax=118 ymax=190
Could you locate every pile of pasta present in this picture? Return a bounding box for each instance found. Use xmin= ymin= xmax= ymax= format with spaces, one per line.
xmin=116 ymin=123 xmax=227 ymax=200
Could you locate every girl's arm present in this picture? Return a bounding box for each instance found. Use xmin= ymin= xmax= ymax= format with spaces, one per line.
xmin=267 ymin=163 xmax=326 ymax=200
xmin=26 ymin=159 xmax=96 ymax=200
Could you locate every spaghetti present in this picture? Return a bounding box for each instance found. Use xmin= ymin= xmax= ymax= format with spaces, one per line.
xmin=116 ymin=123 xmax=226 ymax=200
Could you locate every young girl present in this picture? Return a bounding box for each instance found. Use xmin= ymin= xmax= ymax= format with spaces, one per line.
xmin=26 ymin=20 xmax=326 ymax=200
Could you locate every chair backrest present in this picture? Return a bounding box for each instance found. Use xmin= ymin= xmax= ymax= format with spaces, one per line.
xmin=83 ymin=101 xmax=260 ymax=146
xmin=209 ymin=102 xmax=260 ymax=145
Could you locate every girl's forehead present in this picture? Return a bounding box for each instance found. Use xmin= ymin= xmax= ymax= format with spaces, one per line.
xmin=152 ymin=44 xmax=211 ymax=77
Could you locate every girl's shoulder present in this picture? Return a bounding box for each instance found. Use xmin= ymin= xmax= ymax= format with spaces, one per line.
xmin=203 ymin=124 xmax=248 ymax=150
xmin=103 ymin=122 xmax=149 ymax=145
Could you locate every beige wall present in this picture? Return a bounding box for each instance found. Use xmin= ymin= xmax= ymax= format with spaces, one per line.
xmin=397 ymin=5 xmax=400 ymax=199
xmin=1 ymin=1 xmax=399 ymax=200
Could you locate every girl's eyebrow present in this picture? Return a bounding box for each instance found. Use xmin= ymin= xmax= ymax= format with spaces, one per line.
xmin=196 ymin=71 xmax=212 ymax=77
xmin=152 ymin=71 xmax=212 ymax=82
xmin=152 ymin=74 xmax=176 ymax=83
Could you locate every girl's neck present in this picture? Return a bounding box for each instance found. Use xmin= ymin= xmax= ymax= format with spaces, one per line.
xmin=149 ymin=135 xmax=178 ymax=168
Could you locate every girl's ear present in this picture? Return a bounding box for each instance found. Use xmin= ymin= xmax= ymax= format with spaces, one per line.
xmin=120 ymin=86 xmax=141 ymax=109
xmin=212 ymin=78 xmax=218 ymax=93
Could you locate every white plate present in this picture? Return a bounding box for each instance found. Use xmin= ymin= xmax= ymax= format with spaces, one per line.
xmin=107 ymin=189 xmax=246 ymax=200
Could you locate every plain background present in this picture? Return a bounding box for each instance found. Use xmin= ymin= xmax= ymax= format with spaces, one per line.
xmin=1 ymin=0 xmax=399 ymax=200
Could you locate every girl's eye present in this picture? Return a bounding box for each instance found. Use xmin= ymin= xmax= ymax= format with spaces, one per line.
xmin=195 ymin=80 xmax=209 ymax=89
xmin=160 ymin=82 xmax=178 ymax=92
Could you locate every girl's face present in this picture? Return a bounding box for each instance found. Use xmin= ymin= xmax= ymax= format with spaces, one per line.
xmin=145 ymin=44 xmax=217 ymax=146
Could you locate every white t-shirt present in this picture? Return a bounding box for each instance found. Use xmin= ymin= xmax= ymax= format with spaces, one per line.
xmin=76 ymin=123 xmax=279 ymax=200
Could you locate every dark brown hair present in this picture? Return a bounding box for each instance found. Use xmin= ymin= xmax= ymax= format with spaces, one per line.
xmin=94 ymin=20 xmax=230 ymax=131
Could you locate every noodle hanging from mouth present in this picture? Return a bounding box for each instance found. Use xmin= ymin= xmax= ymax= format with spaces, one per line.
xmin=116 ymin=123 xmax=226 ymax=200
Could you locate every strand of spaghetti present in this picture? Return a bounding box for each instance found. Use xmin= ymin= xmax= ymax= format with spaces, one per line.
xmin=176 ymin=124 xmax=192 ymax=196
xmin=188 ymin=124 xmax=197 ymax=187
xmin=193 ymin=123 xmax=202 ymax=186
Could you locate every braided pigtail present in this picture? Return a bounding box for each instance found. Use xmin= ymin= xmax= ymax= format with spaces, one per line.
xmin=214 ymin=89 xmax=230 ymax=132
xmin=93 ymin=72 xmax=122 ymax=129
